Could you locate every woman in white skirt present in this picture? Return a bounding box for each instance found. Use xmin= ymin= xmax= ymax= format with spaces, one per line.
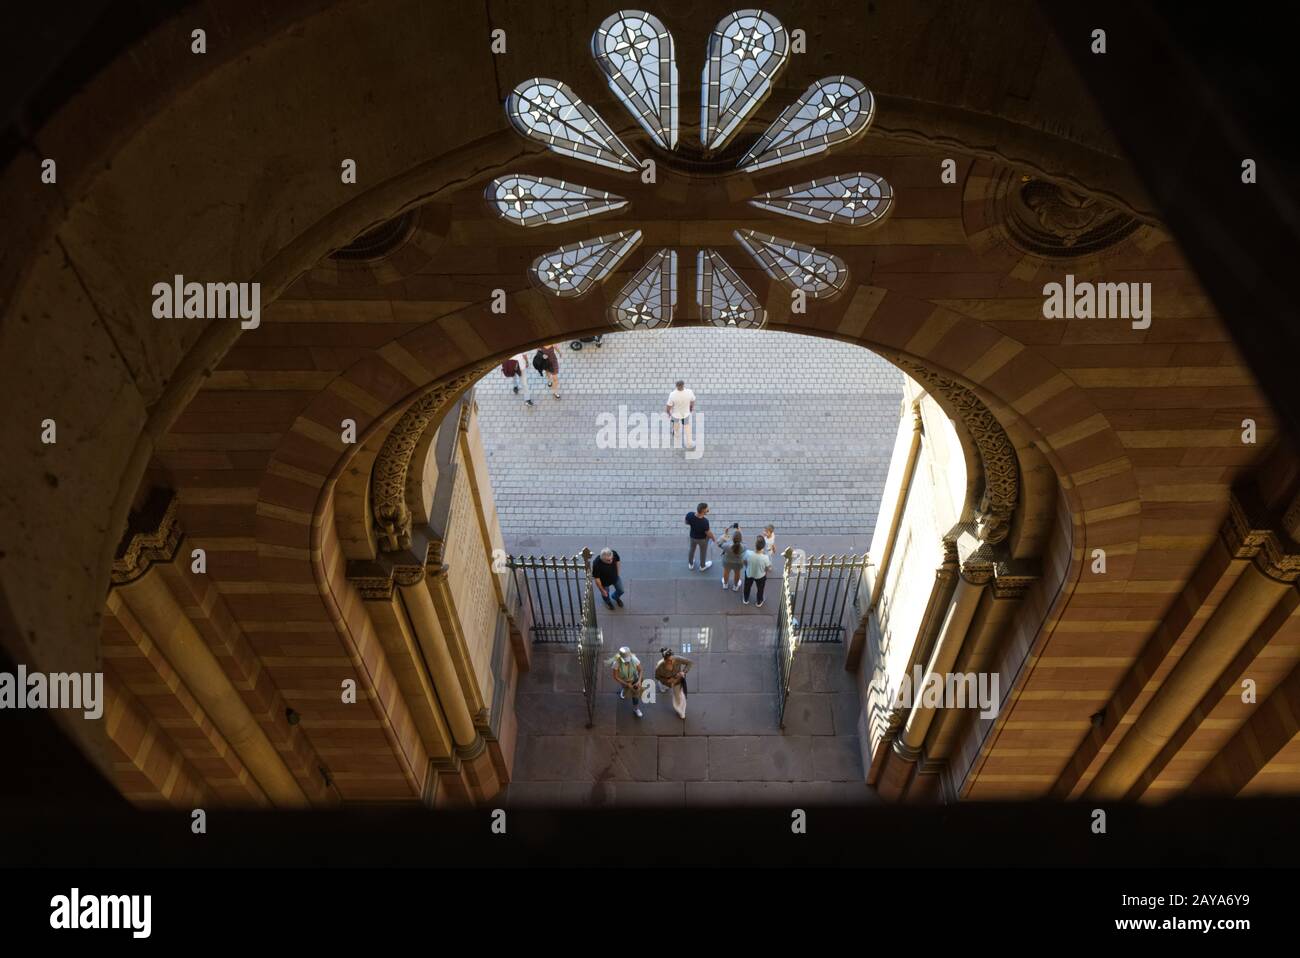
xmin=655 ymin=648 xmax=695 ymax=719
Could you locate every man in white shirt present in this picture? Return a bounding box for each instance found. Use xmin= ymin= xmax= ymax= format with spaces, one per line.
xmin=666 ymin=380 xmax=696 ymax=449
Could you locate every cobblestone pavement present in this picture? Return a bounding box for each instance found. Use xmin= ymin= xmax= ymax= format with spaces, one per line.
xmin=475 ymin=327 xmax=904 ymax=543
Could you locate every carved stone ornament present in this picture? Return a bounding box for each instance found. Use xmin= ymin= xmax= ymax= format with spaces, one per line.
xmin=894 ymin=358 xmax=1020 ymax=544
xmin=371 ymin=362 xmax=495 ymax=553
xmin=1221 ymin=492 xmax=1300 ymax=584
xmin=111 ymin=492 xmax=183 ymax=586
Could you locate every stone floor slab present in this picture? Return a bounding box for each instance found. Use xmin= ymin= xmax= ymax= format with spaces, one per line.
xmin=707 ymin=736 xmax=815 ymax=781
xmin=657 ymin=737 xmax=709 ymax=782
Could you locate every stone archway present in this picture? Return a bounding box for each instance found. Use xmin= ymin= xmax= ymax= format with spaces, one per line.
xmin=4 ymin=0 xmax=1295 ymax=804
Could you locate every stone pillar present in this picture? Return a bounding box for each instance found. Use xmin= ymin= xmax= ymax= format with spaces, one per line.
xmin=877 ymin=531 xmax=993 ymax=800
xmin=398 ymin=574 xmax=477 ymax=748
xmin=1087 ymin=493 xmax=1300 ymax=800
xmin=897 ymin=572 xmax=986 ymax=752
xmin=398 ymin=568 xmax=501 ymax=802
xmin=115 ymin=569 xmax=309 ymax=808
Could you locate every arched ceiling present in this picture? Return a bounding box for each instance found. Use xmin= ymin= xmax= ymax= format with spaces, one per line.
xmin=1 ymin=0 xmax=1293 ymax=801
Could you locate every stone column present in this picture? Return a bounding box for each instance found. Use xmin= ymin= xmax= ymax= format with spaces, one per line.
xmin=115 ymin=569 xmax=309 ymax=808
xmin=877 ymin=532 xmax=992 ymax=799
xmin=398 ymin=572 xmax=477 ymax=749
xmin=1087 ymin=494 xmax=1300 ymax=800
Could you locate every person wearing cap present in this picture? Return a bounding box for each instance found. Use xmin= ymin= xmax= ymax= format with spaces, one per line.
xmin=609 ymin=647 xmax=644 ymax=718
xmin=655 ymin=647 xmax=695 ymax=719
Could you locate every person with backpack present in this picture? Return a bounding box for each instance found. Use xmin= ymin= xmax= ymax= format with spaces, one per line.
xmin=500 ymin=353 xmax=534 ymax=406
xmin=532 ymin=344 xmax=561 ymax=399
xmin=685 ymin=503 xmax=716 ymax=572
xmin=742 ymin=535 xmax=773 ymax=608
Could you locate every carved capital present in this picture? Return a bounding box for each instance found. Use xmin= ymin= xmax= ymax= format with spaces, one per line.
xmin=348 ymin=536 xmax=440 ymax=597
xmin=992 ymin=557 xmax=1042 ymax=600
xmin=111 ymin=491 xmax=183 ymax=586
xmin=352 ymin=575 xmax=397 ymax=601
xmin=1221 ymin=491 xmax=1300 ymax=584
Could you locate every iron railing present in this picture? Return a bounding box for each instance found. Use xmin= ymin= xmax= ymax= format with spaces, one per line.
xmin=576 ymin=548 xmax=602 ymax=729
xmin=506 ymin=549 xmax=602 ymax=726
xmin=775 ymin=553 xmax=799 ymax=728
xmin=785 ymin=549 xmax=871 ymax=643
xmin=506 ymin=551 xmax=592 ymax=644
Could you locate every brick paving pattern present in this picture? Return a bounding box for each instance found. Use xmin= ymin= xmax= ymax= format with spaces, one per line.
xmin=475 ymin=327 xmax=904 ymax=541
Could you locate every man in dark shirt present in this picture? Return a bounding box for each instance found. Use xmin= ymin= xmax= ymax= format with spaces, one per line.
xmin=685 ymin=502 xmax=716 ymax=571
xmin=592 ymin=547 xmax=624 ymax=609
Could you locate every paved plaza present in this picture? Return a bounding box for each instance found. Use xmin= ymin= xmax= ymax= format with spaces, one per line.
xmin=476 ymin=328 xmax=903 ymax=806
xmin=474 ymin=327 xmax=904 ymax=542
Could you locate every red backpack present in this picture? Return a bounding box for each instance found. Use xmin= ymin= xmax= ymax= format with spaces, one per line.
xmin=501 ymin=358 xmax=520 ymax=377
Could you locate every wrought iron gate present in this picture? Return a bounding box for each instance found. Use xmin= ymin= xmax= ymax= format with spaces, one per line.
xmin=506 ymin=548 xmax=602 ymax=727
xmin=785 ymin=549 xmax=870 ymax=643
xmin=774 ymin=548 xmax=870 ymax=727
xmin=507 ymin=551 xmax=593 ymax=644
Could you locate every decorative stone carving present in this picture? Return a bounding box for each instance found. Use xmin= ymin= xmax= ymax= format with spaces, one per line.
xmin=371 ymin=363 xmax=495 ymax=553
xmin=1008 ymin=179 xmax=1139 ymax=254
xmin=894 ymin=358 xmax=1020 ymax=545
xmin=992 ymin=557 xmax=1041 ymax=600
xmin=973 ymin=167 xmax=1140 ymax=260
xmin=111 ymin=491 xmax=183 ymax=586
xmin=348 ymin=540 xmax=438 ymax=598
xmin=1222 ymin=492 xmax=1300 ymax=584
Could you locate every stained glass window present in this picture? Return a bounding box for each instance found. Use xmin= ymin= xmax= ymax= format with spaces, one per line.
xmin=609 ymin=248 xmax=677 ymax=330
xmin=530 ymin=230 xmax=642 ymax=297
xmin=592 ymin=11 xmax=678 ymax=151
xmin=738 ymin=76 xmax=874 ymax=171
xmin=735 ymin=229 xmax=849 ymax=298
xmin=507 ymin=78 xmax=641 ymax=172
xmin=749 ymin=172 xmax=894 ymax=227
xmin=700 ymin=10 xmax=790 ymax=153
xmin=486 ymin=175 xmax=627 ymax=227
xmin=696 ymin=249 xmax=765 ymax=328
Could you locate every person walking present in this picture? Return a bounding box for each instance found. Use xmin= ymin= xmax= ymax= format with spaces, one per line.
xmin=533 ymin=344 xmax=561 ymax=399
xmin=743 ymin=535 xmax=773 ymax=607
xmin=592 ymin=547 xmax=624 ymax=610
xmin=666 ymin=379 xmax=697 ymax=449
xmin=501 ymin=353 xmax=534 ymax=406
xmin=609 ymin=647 xmax=644 ymax=718
xmin=655 ymin=647 xmax=695 ymax=719
xmin=720 ymin=524 xmax=745 ymax=591
xmin=685 ymin=502 xmax=716 ymax=571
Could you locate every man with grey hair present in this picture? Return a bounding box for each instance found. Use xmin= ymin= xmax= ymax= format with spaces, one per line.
xmin=591 ymin=546 xmax=624 ymax=610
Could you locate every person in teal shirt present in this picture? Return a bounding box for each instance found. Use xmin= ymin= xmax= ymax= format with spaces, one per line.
xmin=742 ymin=536 xmax=773 ymax=608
